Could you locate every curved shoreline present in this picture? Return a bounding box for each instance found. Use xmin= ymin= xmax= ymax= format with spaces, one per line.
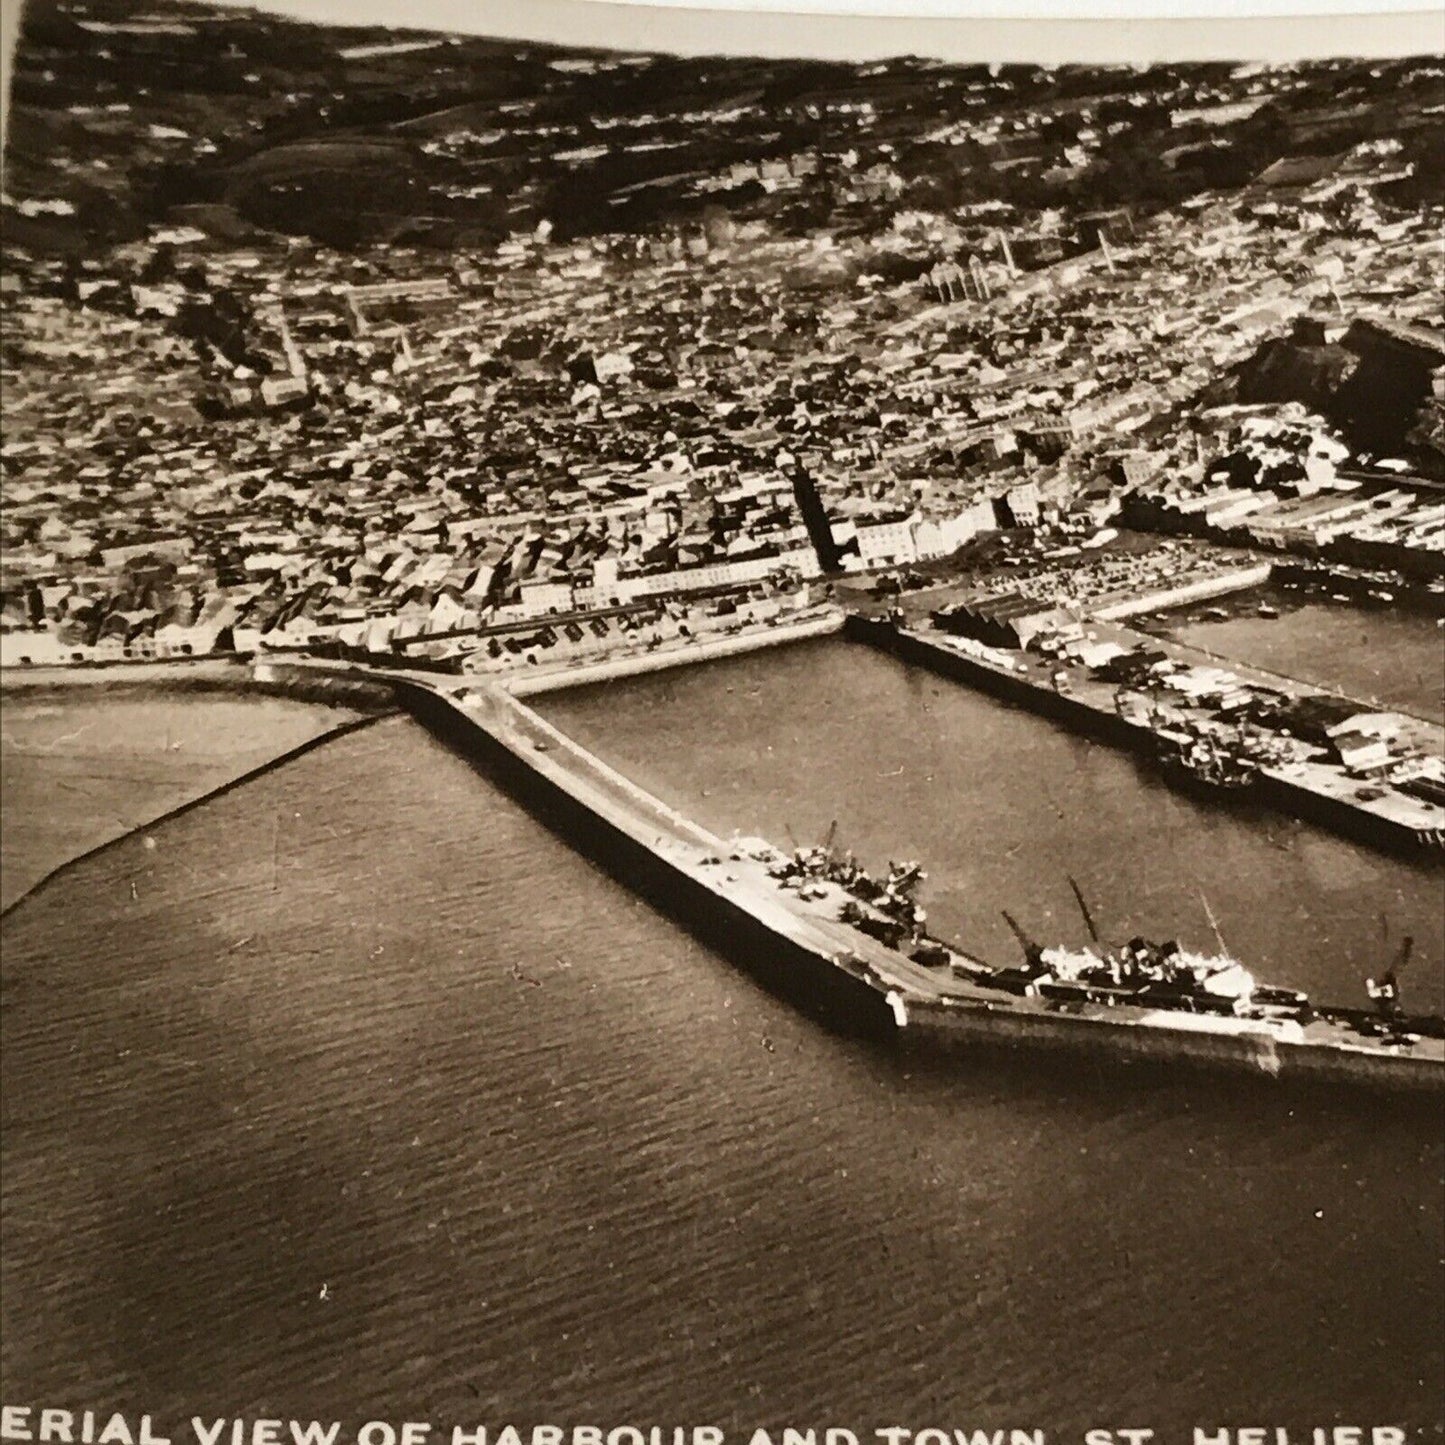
xmin=0 ymin=711 xmax=391 ymax=922
xmin=0 ymin=658 xmax=396 ymax=711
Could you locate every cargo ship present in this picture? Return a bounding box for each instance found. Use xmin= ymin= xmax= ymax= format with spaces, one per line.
xmin=758 ymin=833 xmax=1445 ymax=1090
xmin=899 ymin=920 xmax=1445 ymax=1091
xmin=1156 ymin=731 xmax=1260 ymax=793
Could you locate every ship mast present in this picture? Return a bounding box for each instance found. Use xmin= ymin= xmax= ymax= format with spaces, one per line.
xmin=1067 ymin=876 xmax=1101 ymax=946
xmin=1199 ymin=889 xmax=1229 ymax=957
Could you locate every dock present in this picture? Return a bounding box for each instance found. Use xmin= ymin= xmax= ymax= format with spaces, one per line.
xmin=387 ymin=669 xmax=976 ymax=1038
xmin=845 ymin=613 xmax=1445 ymax=859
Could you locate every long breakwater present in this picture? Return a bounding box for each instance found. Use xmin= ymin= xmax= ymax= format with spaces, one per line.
xmin=359 ymin=665 xmax=1443 ymax=1092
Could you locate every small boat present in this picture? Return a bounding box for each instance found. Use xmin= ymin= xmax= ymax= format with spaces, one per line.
xmin=1256 ymin=603 xmax=1279 ymax=619
xmin=910 ymin=939 xmax=953 ymax=968
xmin=1157 ymin=734 xmax=1258 ymax=792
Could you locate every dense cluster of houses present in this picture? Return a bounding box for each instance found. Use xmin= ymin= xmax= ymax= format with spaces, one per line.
xmin=2 ymin=72 xmax=1441 ymax=670
xmin=1128 ymin=402 xmax=1444 ymax=578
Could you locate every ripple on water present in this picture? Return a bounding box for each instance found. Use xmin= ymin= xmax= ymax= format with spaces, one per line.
xmin=1 ymin=709 xmax=1441 ymax=1428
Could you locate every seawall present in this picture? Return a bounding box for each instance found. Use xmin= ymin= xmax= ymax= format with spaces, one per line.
xmin=505 ymin=613 xmax=846 ymax=697
xmin=1091 ymin=563 xmax=1274 ymax=621
xmin=4 ymin=656 xmax=396 ymax=711
xmin=897 ymin=995 xmax=1443 ymax=1094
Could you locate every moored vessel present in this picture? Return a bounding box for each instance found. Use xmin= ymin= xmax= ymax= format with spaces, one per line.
xmin=757 ymin=828 xmax=1444 ymax=1089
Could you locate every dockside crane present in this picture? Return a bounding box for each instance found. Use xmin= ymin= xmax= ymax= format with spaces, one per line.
xmin=1368 ymin=934 xmax=1414 ymax=1019
xmin=1067 ymin=876 xmax=1101 ymax=947
xmin=1001 ymin=910 xmax=1045 ymax=971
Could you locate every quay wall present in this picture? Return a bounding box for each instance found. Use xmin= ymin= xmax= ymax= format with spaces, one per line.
xmin=844 ymin=614 xmax=1437 ymax=860
xmin=1090 ymin=563 xmax=1273 ymax=621
xmin=506 ymin=613 xmax=845 ymax=697
xmin=1253 ymin=768 xmax=1444 ymax=857
xmin=0 ymin=657 xmax=251 ymax=691
xmin=2 ymin=656 xmax=396 ymax=711
xmin=844 ymin=613 xmax=1140 ymax=749
xmin=391 ymin=679 xmax=896 ymax=1039
xmin=898 ymin=998 xmax=1442 ymax=1094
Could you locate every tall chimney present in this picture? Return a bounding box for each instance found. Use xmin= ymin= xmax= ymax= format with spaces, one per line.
xmin=790 ymin=466 xmax=842 ymax=573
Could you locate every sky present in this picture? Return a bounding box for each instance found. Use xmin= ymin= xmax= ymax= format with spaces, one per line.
xmin=2 ymin=0 xmax=1440 ymax=73
xmin=197 ymin=0 xmax=1444 ymax=63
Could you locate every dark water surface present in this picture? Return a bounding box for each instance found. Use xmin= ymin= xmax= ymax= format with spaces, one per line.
xmin=1164 ymin=598 xmax=1445 ymax=725
xmin=3 ymin=650 xmax=1443 ymax=1430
